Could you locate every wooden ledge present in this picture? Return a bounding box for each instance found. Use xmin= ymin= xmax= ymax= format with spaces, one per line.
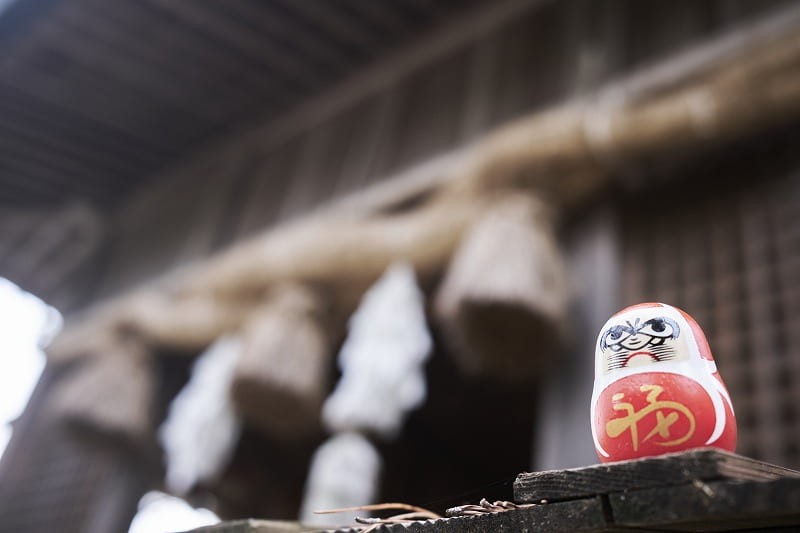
xmin=514 ymin=448 xmax=800 ymax=503
xmin=191 ymin=450 xmax=800 ymax=532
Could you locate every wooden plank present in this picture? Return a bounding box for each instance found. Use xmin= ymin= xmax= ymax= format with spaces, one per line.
xmin=274 ymin=0 xmax=382 ymax=56
xmin=332 ymin=92 xmax=399 ymax=197
xmin=199 ymin=461 xmax=800 ymax=532
xmin=0 ymin=147 xmax=79 ymax=191
xmin=610 ymin=477 xmax=800 ymax=531
xmin=49 ymin=8 xmax=229 ymax=122
xmin=146 ymin=0 xmax=320 ymax=90
xmin=0 ymin=140 xmax=132 ymax=209
xmin=625 ymin=0 xmax=716 ymax=69
xmin=398 ymin=0 xmax=447 ymax=19
xmin=459 ymin=36 xmax=496 ymax=141
xmin=489 ymin=1 xmax=570 ymax=126
xmin=19 ymin=50 xmax=209 ymax=140
xmin=0 ymin=172 xmax=62 ymax=206
xmin=56 ymin=0 xmax=253 ymax=114
xmin=83 ymin=0 xmax=288 ymax=103
xmin=346 ymin=0 xmax=416 ymax=42
xmin=514 ymin=449 xmax=800 ymax=503
xmin=386 ymin=48 xmax=470 ymax=173
xmin=0 ymin=86 xmax=173 ymax=166
xmin=40 ymin=15 xmax=225 ymax=123
xmin=0 ymin=113 xmax=148 ymax=181
xmin=275 ymin=129 xmax=334 ymax=221
xmin=0 ymin=3 xmax=210 ymax=145
xmin=233 ymin=0 xmax=549 ymax=156
xmin=0 ymin=78 xmax=179 ymax=155
xmin=336 ymin=497 xmax=611 ymax=533
xmin=233 ymin=144 xmax=300 ymax=238
xmin=5 ymin=55 xmax=201 ymax=144
xmin=0 ymin=132 xmax=137 ymax=190
xmin=223 ymin=0 xmax=352 ymax=73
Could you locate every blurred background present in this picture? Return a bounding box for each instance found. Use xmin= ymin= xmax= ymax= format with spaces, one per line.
xmin=0 ymin=0 xmax=798 ymax=531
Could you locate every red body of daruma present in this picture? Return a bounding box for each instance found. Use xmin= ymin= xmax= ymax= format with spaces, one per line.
xmin=591 ymin=303 xmax=737 ymax=463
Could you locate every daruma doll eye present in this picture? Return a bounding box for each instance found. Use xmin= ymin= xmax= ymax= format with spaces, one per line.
xmin=601 ymin=326 xmax=628 ymax=350
xmin=639 ymin=317 xmax=678 ymax=338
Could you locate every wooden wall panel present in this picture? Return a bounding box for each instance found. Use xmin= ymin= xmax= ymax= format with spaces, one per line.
xmin=619 ymin=131 xmax=800 ymax=468
xmin=91 ymin=0 xmax=795 ymax=306
xmin=93 ymin=153 xmax=247 ymax=298
xmin=233 ymin=142 xmax=303 ymax=240
xmin=379 ymin=49 xmax=471 ymax=175
xmin=332 ymin=95 xmax=395 ymax=197
xmin=487 ymin=1 xmax=572 ymax=127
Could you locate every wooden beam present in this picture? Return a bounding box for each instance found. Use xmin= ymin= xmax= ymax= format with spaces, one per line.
xmin=48 ymin=5 xmax=800 ymax=358
xmin=11 ymin=56 xmax=207 ymax=141
xmin=0 ymin=132 xmax=137 ymax=190
xmin=0 ymin=113 xmax=147 ymax=182
xmin=80 ymin=0 xmax=291 ymax=105
xmin=0 ymin=88 xmax=172 ymax=167
xmin=220 ymin=0 xmax=351 ymax=76
xmin=0 ymin=149 xmax=79 ymax=192
xmin=43 ymin=9 xmax=228 ymax=123
xmin=370 ymin=498 xmax=608 ymax=532
xmin=610 ymin=477 xmax=800 ymax=530
xmin=146 ymin=0 xmax=321 ymax=91
xmin=514 ymin=448 xmax=800 ymax=504
xmin=0 ymin=163 xmax=63 ymax=198
xmin=274 ymin=0 xmax=382 ymax=55
xmin=345 ymin=1 xmax=416 ymax=42
xmin=152 ymin=0 xmax=552 ymax=173
xmin=172 ymin=13 xmax=800 ymax=299
xmin=0 ymin=82 xmax=178 ymax=158
xmin=191 ymin=449 xmax=800 ymax=532
xmin=55 ymin=1 xmax=252 ymax=119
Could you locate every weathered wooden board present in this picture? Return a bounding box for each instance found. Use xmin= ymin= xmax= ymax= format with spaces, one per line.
xmin=192 ymin=451 xmax=800 ymax=533
xmin=610 ymin=477 xmax=800 ymax=531
xmin=191 ymin=499 xmax=611 ymax=533
xmin=336 ymin=497 xmax=612 ymax=533
xmin=194 ymin=478 xmax=800 ymax=532
xmin=514 ymin=448 xmax=800 ymax=503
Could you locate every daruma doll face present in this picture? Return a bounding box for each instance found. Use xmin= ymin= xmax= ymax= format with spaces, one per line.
xmin=591 ymin=303 xmax=736 ymax=463
xmin=598 ymin=311 xmax=688 ymax=374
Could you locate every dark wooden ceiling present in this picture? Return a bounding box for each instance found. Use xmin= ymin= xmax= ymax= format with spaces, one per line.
xmin=0 ymin=0 xmax=477 ymax=208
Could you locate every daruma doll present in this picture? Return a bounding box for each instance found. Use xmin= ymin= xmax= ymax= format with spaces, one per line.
xmin=591 ymin=303 xmax=736 ymax=463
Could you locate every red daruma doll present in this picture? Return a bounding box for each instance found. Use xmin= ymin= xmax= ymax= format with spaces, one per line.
xmin=591 ymin=303 xmax=737 ymax=463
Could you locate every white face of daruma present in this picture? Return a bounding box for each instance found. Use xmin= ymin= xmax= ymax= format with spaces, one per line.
xmin=596 ymin=306 xmax=692 ymax=376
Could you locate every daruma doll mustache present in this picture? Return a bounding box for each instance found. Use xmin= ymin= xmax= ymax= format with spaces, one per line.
xmin=590 ymin=302 xmax=737 ymax=463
